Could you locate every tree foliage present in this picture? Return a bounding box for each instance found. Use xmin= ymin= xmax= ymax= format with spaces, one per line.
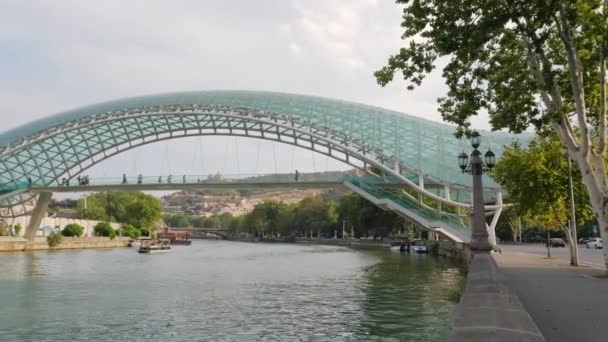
xmin=492 ymin=135 xmax=594 ymax=226
xmin=61 ymin=223 xmax=84 ymax=237
xmin=377 ymin=1 xmax=606 ymax=136
xmin=79 ymin=192 xmax=161 ymax=230
xmin=119 ymin=224 xmax=141 ymax=239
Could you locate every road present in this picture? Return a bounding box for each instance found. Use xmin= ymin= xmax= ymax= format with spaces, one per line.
xmin=499 ymin=243 xmax=606 ymax=269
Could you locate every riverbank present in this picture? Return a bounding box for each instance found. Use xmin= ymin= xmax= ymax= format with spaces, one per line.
xmin=0 ymin=236 xmax=130 ymax=251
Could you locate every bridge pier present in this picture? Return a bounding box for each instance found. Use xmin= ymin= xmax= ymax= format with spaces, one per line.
xmin=25 ymin=192 xmax=52 ymax=242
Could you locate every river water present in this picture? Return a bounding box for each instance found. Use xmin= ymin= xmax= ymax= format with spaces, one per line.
xmin=0 ymin=241 xmax=464 ymax=341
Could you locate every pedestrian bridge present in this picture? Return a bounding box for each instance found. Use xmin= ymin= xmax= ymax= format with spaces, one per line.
xmin=0 ymin=90 xmax=531 ymax=243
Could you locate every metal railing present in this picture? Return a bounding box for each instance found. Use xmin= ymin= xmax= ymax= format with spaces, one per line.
xmin=0 ymin=173 xmax=347 ymax=192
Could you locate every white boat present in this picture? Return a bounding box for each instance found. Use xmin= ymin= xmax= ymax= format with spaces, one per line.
xmin=390 ymin=243 xmax=409 ymax=252
xmin=138 ymin=239 xmax=172 ymax=254
xmin=128 ymin=240 xmax=142 ymax=248
xmin=411 ymin=245 xmax=428 ymax=254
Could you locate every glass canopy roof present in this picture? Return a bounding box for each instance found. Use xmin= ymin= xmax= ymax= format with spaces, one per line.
xmin=0 ymin=90 xmax=532 ymax=190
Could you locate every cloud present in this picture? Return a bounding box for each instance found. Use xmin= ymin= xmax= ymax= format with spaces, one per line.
xmin=283 ymin=0 xmax=380 ymax=71
xmin=0 ymin=0 xmax=498 ymax=182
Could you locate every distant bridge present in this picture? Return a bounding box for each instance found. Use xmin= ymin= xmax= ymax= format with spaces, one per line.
xmin=166 ymin=227 xmax=232 ymax=240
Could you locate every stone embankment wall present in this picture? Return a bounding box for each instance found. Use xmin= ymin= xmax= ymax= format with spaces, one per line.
xmin=0 ymin=236 xmax=130 ymax=252
xmin=448 ymin=252 xmax=545 ymax=342
xmin=6 ymin=216 xmax=121 ymax=237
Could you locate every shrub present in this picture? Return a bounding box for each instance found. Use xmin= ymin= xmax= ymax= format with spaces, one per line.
xmin=62 ymin=223 xmax=84 ymax=237
xmin=47 ymin=231 xmax=62 ymax=247
xmin=14 ymin=223 xmax=22 ymax=236
xmin=119 ymin=224 xmax=141 ymax=239
xmin=0 ymin=223 xmax=8 ymax=236
xmin=94 ymin=222 xmax=116 ymax=239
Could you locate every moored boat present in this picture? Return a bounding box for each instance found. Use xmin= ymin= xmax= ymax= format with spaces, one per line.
xmin=138 ymin=239 xmax=172 ymax=253
xmin=157 ymin=232 xmax=192 ymax=245
xmin=128 ymin=240 xmax=142 ymax=248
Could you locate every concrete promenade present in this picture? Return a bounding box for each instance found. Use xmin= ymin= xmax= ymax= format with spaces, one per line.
xmin=494 ymin=245 xmax=608 ymax=342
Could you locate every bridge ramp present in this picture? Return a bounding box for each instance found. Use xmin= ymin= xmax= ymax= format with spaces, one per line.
xmin=343 ymin=176 xmax=470 ymax=243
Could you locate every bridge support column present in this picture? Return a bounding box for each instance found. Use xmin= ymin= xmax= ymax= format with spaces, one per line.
xmin=417 ymin=175 xmax=424 ymax=203
xmin=485 ymin=192 xmax=503 ymax=247
xmin=25 ymin=192 xmax=52 ymax=242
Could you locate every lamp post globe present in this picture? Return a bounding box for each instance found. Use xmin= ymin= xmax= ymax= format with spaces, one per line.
xmin=484 ymin=149 xmax=496 ymax=169
xmin=458 ymin=152 xmax=469 ymax=172
xmin=470 ymin=131 xmax=481 ymax=149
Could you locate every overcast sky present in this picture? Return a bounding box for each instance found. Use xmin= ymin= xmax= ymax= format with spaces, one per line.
xmin=0 ymin=0 xmax=492 ymax=179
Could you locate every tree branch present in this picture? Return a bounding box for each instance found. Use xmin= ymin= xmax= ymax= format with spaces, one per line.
xmin=555 ymin=4 xmax=591 ymax=156
xmin=525 ymin=39 xmax=580 ymax=152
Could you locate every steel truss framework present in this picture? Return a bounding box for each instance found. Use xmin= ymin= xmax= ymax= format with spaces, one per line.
xmin=0 ymin=91 xmax=530 ymax=218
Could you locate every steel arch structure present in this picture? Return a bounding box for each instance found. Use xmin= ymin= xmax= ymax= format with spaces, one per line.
xmin=0 ymin=90 xmax=530 ymax=217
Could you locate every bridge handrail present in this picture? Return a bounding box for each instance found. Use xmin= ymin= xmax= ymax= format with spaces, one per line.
xmin=13 ymin=172 xmax=347 ymax=189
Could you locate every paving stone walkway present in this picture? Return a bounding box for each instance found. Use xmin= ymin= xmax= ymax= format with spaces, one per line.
xmin=493 ymin=248 xmax=608 ymax=342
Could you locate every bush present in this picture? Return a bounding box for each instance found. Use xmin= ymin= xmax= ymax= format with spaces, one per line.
xmin=0 ymin=224 xmax=8 ymax=236
xmin=47 ymin=231 xmax=62 ymax=247
xmin=94 ymin=222 xmax=116 ymax=239
xmin=14 ymin=223 xmax=22 ymax=236
xmin=62 ymin=223 xmax=84 ymax=237
xmin=119 ymin=224 xmax=141 ymax=238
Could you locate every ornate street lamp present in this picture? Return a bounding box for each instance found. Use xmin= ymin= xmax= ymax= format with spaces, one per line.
xmin=458 ymin=131 xmax=495 ymax=251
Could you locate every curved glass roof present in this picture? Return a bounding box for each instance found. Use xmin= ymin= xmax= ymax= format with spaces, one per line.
xmin=0 ymin=90 xmax=532 ymax=188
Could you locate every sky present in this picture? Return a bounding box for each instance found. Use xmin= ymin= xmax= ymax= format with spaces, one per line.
xmin=0 ymin=0 xmax=494 ymax=180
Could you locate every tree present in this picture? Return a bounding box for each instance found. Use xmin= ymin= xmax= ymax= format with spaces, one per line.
xmin=492 ymin=136 xmax=594 ymax=264
xmin=79 ymin=192 xmax=161 ymax=230
xmin=119 ymin=224 xmax=141 ymax=239
xmin=62 ymin=223 xmax=84 ymax=237
xmin=163 ymin=214 xmax=192 ymax=228
xmin=293 ymin=196 xmax=336 ymax=237
xmin=94 ymin=222 xmax=116 ymax=239
xmin=377 ymin=1 xmax=608 ymax=269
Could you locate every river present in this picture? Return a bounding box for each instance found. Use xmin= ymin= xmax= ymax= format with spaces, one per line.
xmin=0 ymin=240 xmax=464 ymax=341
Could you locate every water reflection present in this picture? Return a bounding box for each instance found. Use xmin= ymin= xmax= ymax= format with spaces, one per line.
xmin=356 ymin=251 xmax=463 ymax=340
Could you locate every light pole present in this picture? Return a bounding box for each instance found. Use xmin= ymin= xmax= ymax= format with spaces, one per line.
xmin=458 ymin=131 xmax=496 ymax=251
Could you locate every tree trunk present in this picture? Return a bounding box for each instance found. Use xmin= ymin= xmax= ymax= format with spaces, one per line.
xmin=574 ymin=157 xmax=608 ymax=270
xmin=546 ymin=230 xmax=551 ymax=258
xmin=562 ymin=223 xmax=578 ymax=266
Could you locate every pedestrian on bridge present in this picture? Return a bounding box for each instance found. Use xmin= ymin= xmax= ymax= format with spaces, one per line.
xmin=122 ymin=174 xmax=127 ymax=185
xmin=27 ymin=177 xmax=32 ymax=187
xmin=61 ymin=177 xmax=66 ymax=186
xmin=183 ymin=175 xmax=186 ymax=184
xmin=295 ymin=170 xmax=300 ymax=182
xmin=158 ymin=176 xmax=162 ymax=184
xmin=168 ymin=174 xmax=172 ymax=184
xmin=138 ymin=174 xmax=143 ymax=184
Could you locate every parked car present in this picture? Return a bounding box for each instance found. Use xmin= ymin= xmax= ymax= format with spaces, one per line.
xmin=586 ymin=238 xmax=603 ymax=249
xmin=550 ymin=238 xmax=566 ymax=247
